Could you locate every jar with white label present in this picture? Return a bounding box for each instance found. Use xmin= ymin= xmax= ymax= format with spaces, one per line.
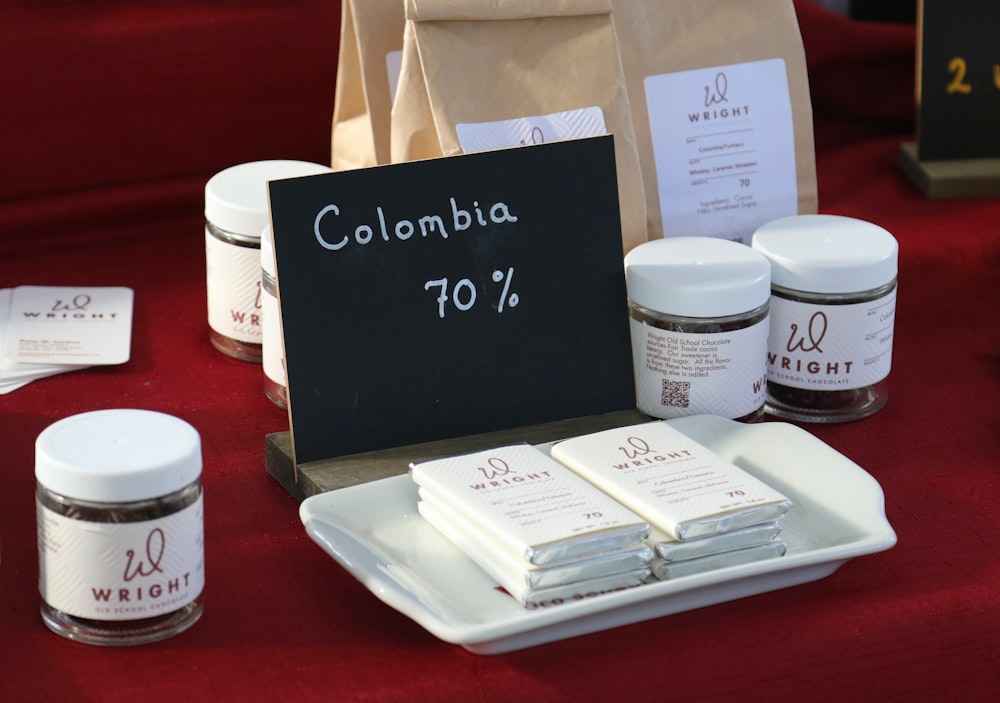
xmin=35 ymin=409 xmax=205 ymax=646
xmin=260 ymin=225 xmax=287 ymax=408
xmin=751 ymin=214 xmax=898 ymax=423
xmin=625 ymin=237 xmax=771 ymax=422
xmin=205 ymin=160 xmax=331 ymax=362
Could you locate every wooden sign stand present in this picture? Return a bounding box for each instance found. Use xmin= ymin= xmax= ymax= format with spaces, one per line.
xmin=265 ymin=409 xmax=649 ymax=502
xmin=263 ymin=137 xmax=644 ymax=501
xmin=900 ymin=0 xmax=1000 ymax=198
xmin=898 ymin=142 xmax=1000 ymax=199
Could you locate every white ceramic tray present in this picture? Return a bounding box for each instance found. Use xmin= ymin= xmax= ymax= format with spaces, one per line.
xmin=299 ymin=416 xmax=896 ymax=654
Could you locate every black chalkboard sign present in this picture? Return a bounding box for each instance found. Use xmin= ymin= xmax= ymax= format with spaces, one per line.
xmin=269 ymin=136 xmax=635 ymax=465
xmin=917 ymin=0 xmax=1000 ymax=161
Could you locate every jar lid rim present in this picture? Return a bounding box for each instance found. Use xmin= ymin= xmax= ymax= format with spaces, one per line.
xmin=36 ymin=409 xmax=202 ymax=502
xmin=205 ymin=160 xmax=332 ymax=237
xmin=625 ymin=236 xmax=771 ymax=316
xmin=752 ymin=215 xmax=898 ymax=293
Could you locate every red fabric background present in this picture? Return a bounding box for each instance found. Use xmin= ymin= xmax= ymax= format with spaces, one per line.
xmin=1 ymin=2 xmax=998 ymax=702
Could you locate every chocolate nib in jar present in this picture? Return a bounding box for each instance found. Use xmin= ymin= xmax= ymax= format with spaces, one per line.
xmin=765 ymin=380 xmax=886 ymax=421
xmin=204 ymin=160 xmax=331 ymax=363
xmin=752 ymin=214 xmax=898 ymax=423
xmin=35 ymin=409 xmax=206 ymax=646
xmin=625 ymin=237 xmax=771 ymax=423
xmin=627 ymin=303 xmax=769 ymax=423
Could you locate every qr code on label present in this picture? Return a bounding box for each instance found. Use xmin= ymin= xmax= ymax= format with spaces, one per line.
xmin=661 ymin=379 xmax=690 ymax=408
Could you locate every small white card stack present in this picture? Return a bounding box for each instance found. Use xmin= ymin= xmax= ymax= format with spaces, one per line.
xmin=550 ymin=421 xmax=793 ymax=581
xmin=410 ymin=444 xmax=653 ymax=607
xmin=0 ymin=286 xmax=134 ymax=394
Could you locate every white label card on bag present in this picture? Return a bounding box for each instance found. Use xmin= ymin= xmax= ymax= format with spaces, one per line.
xmin=645 ymin=58 xmax=798 ymax=244
xmin=456 ymin=107 xmax=607 ymax=154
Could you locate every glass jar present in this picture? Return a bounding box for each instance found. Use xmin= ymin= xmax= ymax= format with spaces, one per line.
xmin=625 ymin=236 xmax=771 ymax=422
xmin=260 ymin=225 xmax=287 ymax=408
xmin=205 ymin=160 xmax=331 ymax=362
xmin=35 ymin=409 xmax=205 ymax=646
xmin=752 ymin=214 xmax=898 ymax=423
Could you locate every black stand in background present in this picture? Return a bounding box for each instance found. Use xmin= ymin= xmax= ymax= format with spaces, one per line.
xmin=899 ymin=0 xmax=1000 ymax=199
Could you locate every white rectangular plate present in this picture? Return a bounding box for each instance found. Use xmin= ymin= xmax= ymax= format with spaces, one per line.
xmin=299 ymin=416 xmax=896 ymax=654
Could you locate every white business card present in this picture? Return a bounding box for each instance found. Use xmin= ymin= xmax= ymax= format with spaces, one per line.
xmin=5 ymin=286 xmax=134 ymax=365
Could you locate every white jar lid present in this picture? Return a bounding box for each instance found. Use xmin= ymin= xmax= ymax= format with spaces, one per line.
xmin=751 ymin=214 xmax=898 ymax=293
xmin=36 ymin=409 xmax=202 ymax=502
xmin=204 ymin=159 xmax=331 ymax=237
xmin=625 ymin=236 xmax=771 ymax=317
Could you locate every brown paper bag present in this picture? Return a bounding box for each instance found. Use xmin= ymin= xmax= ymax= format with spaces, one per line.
xmin=330 ymin=0 xmax=406 ymax=170
xmin=391 ymin=0 xmax=648 ymax=254
xmin=612 ymin=0 xmax=818 ymax=243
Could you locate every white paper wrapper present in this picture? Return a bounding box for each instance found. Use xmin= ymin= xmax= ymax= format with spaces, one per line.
xmin=418 ymin=493 xmax=653 ymax=592
xmin=652 ymin=522 xmax=782 ymax=562
xmin=410 ymin=444 xmax=649 ymax=565
xmin=551 ymin=421 xmax=793 ymax=539
xmin=652 ymin=541 xmax=787 ymax=580
xmin=0 ymin=288 xmax=93 ymax=393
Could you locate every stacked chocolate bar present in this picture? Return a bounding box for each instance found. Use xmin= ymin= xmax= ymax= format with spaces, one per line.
xmin=410 ymin=444 xmax=653 ymax=607
xmin=647 ymin=522 xmax=786 ymax=579
xmin=550 ymin=421 xmax=792 ymax=581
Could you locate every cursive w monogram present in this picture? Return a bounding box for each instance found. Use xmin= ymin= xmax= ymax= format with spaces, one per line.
xmin=704 ymin=72 xmax=729 ymax=107
xmin=123 ymin=527 xmax=166 ymax=582
xmin=786 ymin=311 xmax=827 ymax=353
xmin=478 ymin=457 xmax=513 ymax=481
xmin=51 ymin=293 xmax=92 ymax=312
xmin=618 ymin=436 xmax=654 ymax=461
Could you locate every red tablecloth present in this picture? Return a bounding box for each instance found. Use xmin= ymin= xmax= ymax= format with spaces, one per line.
xmin=1 ymin=2 xmax=997 ymax=701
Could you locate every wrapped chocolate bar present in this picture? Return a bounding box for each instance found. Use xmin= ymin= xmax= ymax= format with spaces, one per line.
xmin=409 ymin=444 xmax=650 ymax=566
xmin=652 ymin=542 xmax=788 ymax=580
xmin=515 ymin=570 xmax=650 ymax=609
xmin=418 ymin=494 xmax=652 ymax=605
xmin=652 ymin=522 xmax=783 ymax=563
xmin=418 ymin=491 xmax=653 ymax=585
xmin=551 ymin=422 xmax=793 ymax=540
